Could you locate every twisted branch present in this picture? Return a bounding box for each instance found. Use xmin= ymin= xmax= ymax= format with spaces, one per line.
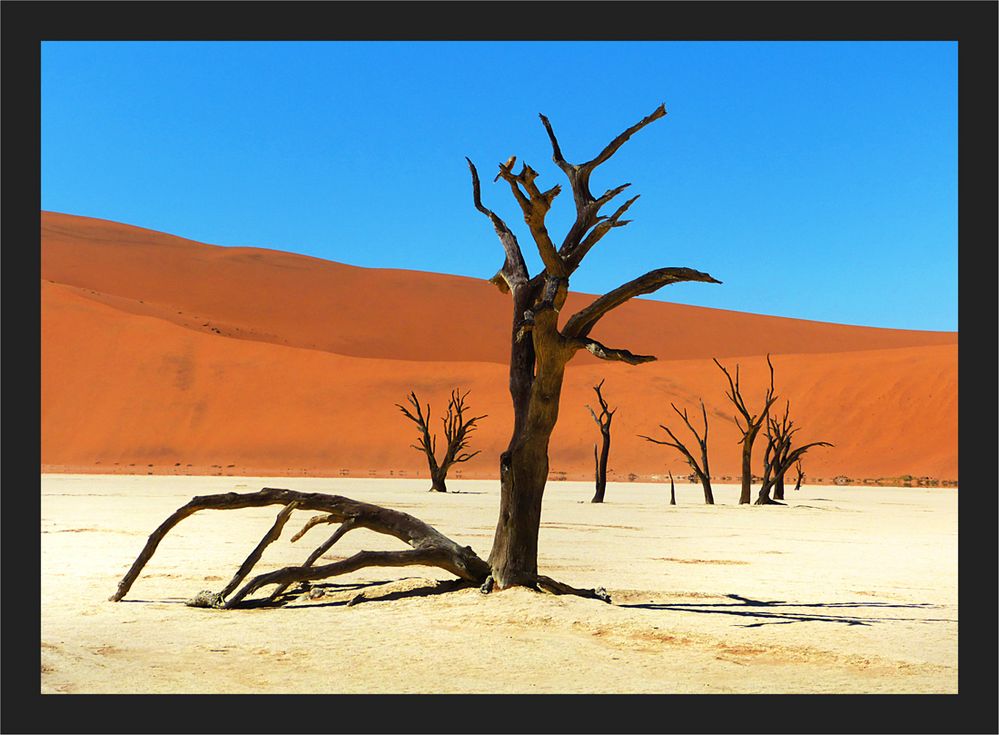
xmin=563 ymin=267 xmax=722 ymax=340
xmin=466 ymin=157 xmax=528 ymax=292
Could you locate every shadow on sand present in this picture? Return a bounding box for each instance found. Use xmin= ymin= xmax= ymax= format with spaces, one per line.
xmin=619 ymin=593 xmax=955 ymax=628
xmin=273 ymin=577 xmax=473 ymax=610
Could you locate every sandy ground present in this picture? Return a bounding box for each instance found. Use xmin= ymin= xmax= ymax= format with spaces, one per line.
xmin=40 ymin=474 xmax=957 ymax=694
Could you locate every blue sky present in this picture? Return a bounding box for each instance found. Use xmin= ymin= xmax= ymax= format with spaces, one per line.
xmin=41 ymin=41 xmax=957 ymax=331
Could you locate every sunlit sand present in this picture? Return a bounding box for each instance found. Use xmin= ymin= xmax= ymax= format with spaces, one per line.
xmin=41 ymin=474 xmax=957 ymax=694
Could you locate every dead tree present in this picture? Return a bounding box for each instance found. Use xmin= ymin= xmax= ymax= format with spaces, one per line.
xmin=793 ymin=459 xmax=805 ymax=492
xmin=639 ymin=400 xmax=714 ymax=504
xmin=713 ymin=354 xmax=780 ymax=504
xmin=668 ymin=470 xmax=677 ymax=505
xmin=467 ymin=103 xmax=719 ymax=588
xmin=755 ymin=402 xmax=832 ymax=505
xmin=586 ymin=380 xmax=616 ymax=503
xmin=771 ymin=403 xmax=793 ymax=501
xmin=110 ymin=104 xmax=718 ymax=607
xmin=396 ymin=389 xmax=486 ymax=493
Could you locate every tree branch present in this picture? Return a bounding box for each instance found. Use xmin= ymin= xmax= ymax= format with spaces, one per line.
xmin=466 ymin=157 xmax=529 ymax=291
xmin=574 ymin=337 xmax=657 ymax=364
xmin=540 ymin=105 xmax=666 ymax=274
xmin=563 ymin=267 xmax=721 ymax=340
xmin=584 ymin=103 xmax=667 ymax=174
xmin=563 ymin=193 xmax=640 ymax=272
xmin=495 ymin=162 xmax=566 ymax=277
xmin=227 ymin=548 xmax=457 ymax=608
xmin=397 ymin=392 xmax=440 ymax=474
xmin=218 ymin=501 xmax=300 ymax=599
xmin=640 ymin=425 xmax=701 ymax=474
xmin=268 ymin=517 xmax=360 ymax=601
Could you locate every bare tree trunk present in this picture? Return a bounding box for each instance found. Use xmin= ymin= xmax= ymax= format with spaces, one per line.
xmin=715 ymin=356 xmax=778 ymax=505
xmin=587 ymin=380 xmax=614 ymax=503
xmin=754 ymin=478 xmax=783 ymax=505
xmin=740 ymin=444 xmax=754 ymax=504
xmin=488 ymin=307 xmax=567 ymax=588
xmin=774 ymin=472 xmax=786 ymax=501
xmin=430 ymin=468 xmax=448 ymax=494
xmin=466 ymin=105 xmax=719 ymax=589
xmin=592 ymin=433 xmax=610 ymax=503
xmin=669 ymin=470 xmax=676 ymax=505
xmin=490 ymin=442 xmax=552 ymax=588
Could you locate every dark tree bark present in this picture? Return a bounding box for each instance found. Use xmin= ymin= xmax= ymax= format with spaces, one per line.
xmin=668 ymin=470 xmax=677 ymax=505
xmin=586 ymin=379 xmax=615 ymax=503
xmin=755 ymin=402 xmax=832 ymax=505
xmin=467 ymin=103 xmax=720 ymax=588
xmin=793 ymin=459 xmax=805 ymax=491
xmin=767 ymin=401 xmax=791 ymax=502
xmin=397 ymin=390 xmax=486 ymax=493
xmin=774 ymin=473 xmax=787 ymax=501
xmin=639 ymin=400 xmax=714 ymax=504
xmin=713 ymin=355 xmax=780 ymax=504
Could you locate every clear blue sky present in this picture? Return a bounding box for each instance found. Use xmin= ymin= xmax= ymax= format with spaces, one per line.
xmin=41 ymin=41 xmax=957 ymax=331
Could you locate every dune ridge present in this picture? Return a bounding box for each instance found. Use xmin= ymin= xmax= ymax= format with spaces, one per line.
xmin=41 ymin=211 xmax=958 ymax=483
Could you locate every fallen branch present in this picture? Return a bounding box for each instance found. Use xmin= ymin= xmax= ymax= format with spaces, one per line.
xmin=110 ymin=488 xmax=490 ymax=607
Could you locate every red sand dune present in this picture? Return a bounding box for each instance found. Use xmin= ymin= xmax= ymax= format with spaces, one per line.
xmin=41 ymin=212 xmax=958 ymax=483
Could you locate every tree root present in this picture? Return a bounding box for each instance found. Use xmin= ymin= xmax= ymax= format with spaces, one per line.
xmin=110 ymin=487 xmax=611 ymax=609
xmin=754 ymin=496 xmax=787 ymax=506
xmin=478 ymin=573 xmax=611 ymax=603
xmin=536 ymin=575 xmax=612 ymax=603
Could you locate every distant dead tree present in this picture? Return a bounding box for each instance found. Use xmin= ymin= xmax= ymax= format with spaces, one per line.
xmin=793 ymin=459 xmax=805 ymax=492
xmin=639 ymin=400 xmax=714 ymax=504
xmin=586 ymin=380 xmax=616 ymax=503
xmin=714 ymin=355 xmax=780 ymax=505
xmin=755 ymin=402 xmax=832 ymax=505
xmin=396 ymin=390 xmax=486 ymax=493
xmin=668 ymin=470 xmax=677 ymax=505
xmin=767 ymin=401 xmax=793 ymax=501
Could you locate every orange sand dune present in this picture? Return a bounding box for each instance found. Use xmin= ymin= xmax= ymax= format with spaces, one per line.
xmin=41 ymin=212 xmax=958 ymax=482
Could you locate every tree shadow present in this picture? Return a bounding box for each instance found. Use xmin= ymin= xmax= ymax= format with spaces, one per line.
xmin=119 ymin=598 xmax=189 ymax=605
xmin=619 ymin=593 xmax=954 ymax=627
xmin=119 ymin=579 xmax=409 ymax=608
xmin=279 ymin=577 xmax=474 ymax=609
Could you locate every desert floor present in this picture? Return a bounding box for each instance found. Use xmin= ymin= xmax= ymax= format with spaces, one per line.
xmin=40 ymin=475 xmax=957 ymax=694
